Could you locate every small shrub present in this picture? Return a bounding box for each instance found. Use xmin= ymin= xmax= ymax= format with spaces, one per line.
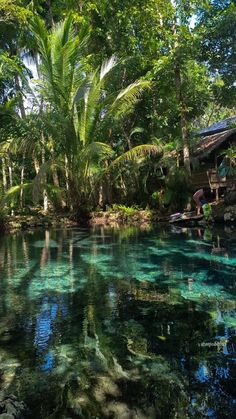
xmin=109 ymin=204 xmax=140 ymax=219
xmin=151 ymin=191 xmax=164 ymax=210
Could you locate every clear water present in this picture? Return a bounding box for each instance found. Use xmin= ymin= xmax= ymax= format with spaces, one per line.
xmin=0 ymin=225 xmax=236 ymax=418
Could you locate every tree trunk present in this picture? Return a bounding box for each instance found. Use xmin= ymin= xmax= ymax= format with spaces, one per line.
xmin=8 ymin=159 xmax=14 ymax=215
xmin=43 ymin=189 xmax=48 ymax=213
xmin=124 ymin=130 xmax=132 ymax=150
xmin=15 ymin=74 xmax=26 ymax=119
xmin=41 ymin=138 xmax=48 ymax=213
xmin=64 ymin=154 xmax=70 ymax=192
xmin=52 ymin=167 xmax=60 ymax=188
xmin=172 ymin=10 xmax=191 ymax=174
xmin=2 ymin=157 xmax=7 ymax=192
xmin=20 ymin=154 xmax=25 ymax=209
xmin=8 ymin=161 xmax=13 ymax=188
xmin=174 ymin=61 xmax=191 ymax=173
xmin=52 ymin=162 xmax=66 ymax=208
xmin=33 ymin=154 xmax=40 ymax=174
xmin=79 ymin=1 xmax=84 ymax=12
xmin=64 ymin=154 xmax=73 ymax=210
xmin=98 ymin=185 xmax=104 ymax=208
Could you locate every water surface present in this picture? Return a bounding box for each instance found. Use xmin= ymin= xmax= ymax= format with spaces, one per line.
xmin=0 ymin=225 xmax=236 ymax=418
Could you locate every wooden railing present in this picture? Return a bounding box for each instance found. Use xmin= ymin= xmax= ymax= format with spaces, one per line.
xmin=207 ymin=169 xmax=235 ymax=200
xmin=207 ymin=169 xmax=234 ymax=188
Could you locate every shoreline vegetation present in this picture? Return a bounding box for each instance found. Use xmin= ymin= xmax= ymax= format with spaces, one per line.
xmin=1 ymin=202 xmax=236 ymax=234
xmin=1 ymin=2 xmax=236 ymax=233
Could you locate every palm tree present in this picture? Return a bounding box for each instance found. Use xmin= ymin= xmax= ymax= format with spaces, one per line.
xmin=30 ymin=14 xmax=161 ymax=210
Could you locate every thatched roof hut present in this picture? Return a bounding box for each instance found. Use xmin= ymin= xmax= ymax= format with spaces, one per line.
xmin=191 ymin=122 xmax=236 ymax=198
xmin=193 ymin=128 xmax=236 ymax=160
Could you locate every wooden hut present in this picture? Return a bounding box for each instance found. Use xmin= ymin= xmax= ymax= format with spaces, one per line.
xmin=191 ymin=119 xmax=236 ymax=200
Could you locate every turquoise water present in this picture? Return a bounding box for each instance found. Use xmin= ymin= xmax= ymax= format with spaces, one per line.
xmin=0 ymin=225 xmax=235 ymax=418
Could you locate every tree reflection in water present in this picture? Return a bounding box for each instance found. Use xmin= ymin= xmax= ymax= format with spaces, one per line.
xmin=0 ymin=225 xmax=235 ymax=418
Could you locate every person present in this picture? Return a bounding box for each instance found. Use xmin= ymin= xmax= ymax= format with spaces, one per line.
xmin=193 ymin=188 xmax=207 ymax=215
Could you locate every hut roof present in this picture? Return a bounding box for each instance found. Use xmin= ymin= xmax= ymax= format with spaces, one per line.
xmin=193 ymin=128 xmax=236 ymax=159
xmin=196 ymin=115 xmax=236 ymax=136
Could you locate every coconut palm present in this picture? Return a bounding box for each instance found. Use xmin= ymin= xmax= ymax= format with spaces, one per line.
xmin=29 ymin=14 xmax=161 ymax=210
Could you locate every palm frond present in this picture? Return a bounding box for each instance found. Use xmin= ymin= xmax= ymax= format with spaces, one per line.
xmin=0 ymin=139 xmax=14 ymax=155
xmin=50 ymin=15 xmax=77 ymax=100
xmin=82 ymin=142 xmax=113 ymax=160
xmin=30 ymin=14 xmax=88 ymax=113
xmin=77 ymin=56 xmax=119 ymax=145
xmin=109 ymin=80 xmax=151 ymax=119
xmin=73 ymin=81 xmax=91 ymax=104
xmin=1 ymin=183 xmax=32 ymax=206
xmin=100 ymin=56 xmax=118 ymax=81
xmin=30 ymin=15 xmax=54 ymax=90
xmin=111 ymin=144 xmax=162 ymax=167
xmin=77 ymin=69 xmax=101 ymax=145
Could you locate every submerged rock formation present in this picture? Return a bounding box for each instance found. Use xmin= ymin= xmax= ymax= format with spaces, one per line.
xmin=224 ymin=205 xmax=236 ymax=223
xmin=212 ymin=202 xmax=236 ymax=223
xmin=0 ymin=392 xmax=28 ymax=419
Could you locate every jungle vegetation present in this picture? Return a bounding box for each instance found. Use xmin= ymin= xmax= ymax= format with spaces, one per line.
xmin=0 ymin=0 xmax=235 ymax=217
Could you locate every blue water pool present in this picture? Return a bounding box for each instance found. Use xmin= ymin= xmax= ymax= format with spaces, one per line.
xmin=0 ymin=225 xmax=235 ymax=418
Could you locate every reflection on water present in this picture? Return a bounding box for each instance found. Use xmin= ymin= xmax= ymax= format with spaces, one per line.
xmin=0 ymin=225 xmax=236 ymax=418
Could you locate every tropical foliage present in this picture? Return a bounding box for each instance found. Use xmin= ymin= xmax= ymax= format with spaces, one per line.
xmin=0 ymin=0 xmax=235 ymax=216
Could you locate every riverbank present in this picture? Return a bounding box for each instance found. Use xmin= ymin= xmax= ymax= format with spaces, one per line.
xmin=1 ymin=202 xmax=236 ymax=233
xmin=3 ymin=210 xmax=160 ymax=232
xmin=92 ymin=202 xmax=236 ymax=226
xmin=5 ymin=214 xmax=78 ymax=232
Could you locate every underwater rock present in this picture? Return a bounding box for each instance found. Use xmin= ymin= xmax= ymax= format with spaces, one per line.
xmin=224 ymin=205 xmax=236 ymax=223
xmin=212 ymin=203 xmax=236 ymax=223
xmin=0 ymin=392 xmax=27 ymax=418
xmin=212 ymin=203 xmax=225 ymax=222
xmin=225 ymin=190 xmax=236 ymax=205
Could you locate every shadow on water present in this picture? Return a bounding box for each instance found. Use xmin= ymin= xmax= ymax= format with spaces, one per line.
xmin=0 ymin=225 xmax=236 ymax=418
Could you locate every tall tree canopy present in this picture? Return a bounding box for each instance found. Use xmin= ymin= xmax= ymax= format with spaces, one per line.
xmin=0 ymin=0 xmax=235 ymax=213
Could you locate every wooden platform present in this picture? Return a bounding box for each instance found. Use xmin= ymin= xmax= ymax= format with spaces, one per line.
xmin=190 ymin=169 xmax=235 ymax=201
xmin=169 ymin=214 xmax=203 ymax=224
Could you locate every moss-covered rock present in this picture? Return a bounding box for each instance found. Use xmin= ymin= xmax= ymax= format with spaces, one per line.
xmin=0 ymin=392 xmax=27 ymax=418
xmin=224 ymin=205 xmax=236 ymax=223
xmin=91 ymin=209 xmax=158 ymax=226
xmin=212 ymin=203 xmax=236 ymax=223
